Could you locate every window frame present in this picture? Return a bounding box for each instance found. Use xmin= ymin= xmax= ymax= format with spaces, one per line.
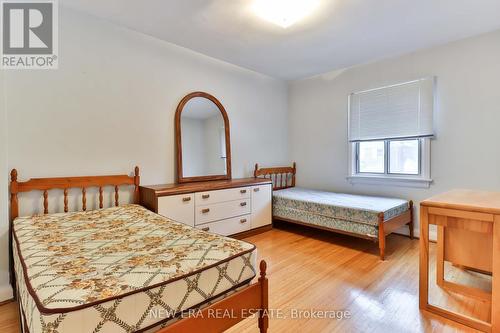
xmin=387 ymin=139 xmax=421 ymax=176
xmin=348 ymin=138 xmax=432 ymax=188
xmin=355 ymin=139 xmax=421 ymax=176
xmin=356 ymin=140 xmax=386 ymax=175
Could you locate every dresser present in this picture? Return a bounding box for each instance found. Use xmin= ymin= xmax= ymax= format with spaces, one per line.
xmin=420 ymin=190 xmax=500 ymax=333
xmin=140 ymin=178 xmax=273 ymax=237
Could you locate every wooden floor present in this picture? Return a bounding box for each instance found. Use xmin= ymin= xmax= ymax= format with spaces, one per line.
xmin=0 ymin=223 xmax=482 ymax=333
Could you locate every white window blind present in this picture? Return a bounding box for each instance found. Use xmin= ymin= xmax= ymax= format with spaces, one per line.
xmin=348 ymin=78 xmax=434 ymax=142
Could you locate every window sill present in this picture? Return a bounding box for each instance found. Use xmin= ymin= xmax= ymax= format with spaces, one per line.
xmin=347 ymin=175 xmax=433 ymax=188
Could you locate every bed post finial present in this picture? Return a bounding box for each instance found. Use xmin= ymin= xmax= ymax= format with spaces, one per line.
xmin=291 ymin=162 xmax=296 ymax=187
xmin=259 ymin=260 xmax=267 ymax=278
xmin=10 ymin=169 xmax=19 ymax=221
xmin=254 ymin=163 xmax=259 ymax=178
xmin=258 ymin=260 xmax=269 ymax=333
xmin=9 ymin=169 xmax=19 ymax=297
xmin=133 ymin=166 xmax=140 ymax=204
xmin=11 ymin=169 xmax=17 ymax=182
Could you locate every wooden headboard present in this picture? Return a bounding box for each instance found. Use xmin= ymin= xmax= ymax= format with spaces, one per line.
xmin=254 ymin=162 xmax=296 ymax=191
xmin=9 ymin=166 xmax=141 ymax=292
xmin=9 ymin=166 xmax=140 ymax=222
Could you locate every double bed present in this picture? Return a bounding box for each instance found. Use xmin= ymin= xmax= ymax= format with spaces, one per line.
xmin=254 ymin=163 xmax=413 ymax=260
xmin=10 ymin=167 xmax=268 ymax=333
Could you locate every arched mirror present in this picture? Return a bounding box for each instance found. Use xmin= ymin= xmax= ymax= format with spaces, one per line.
xmin=175 ymin=92 xmax=231 ymax=183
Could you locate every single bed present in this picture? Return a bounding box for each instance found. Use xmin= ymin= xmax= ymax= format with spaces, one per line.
xmin=10 ymin=167 xmax=269 ymax=333
xmin=254 ymin=163 xmax=413 ymax=260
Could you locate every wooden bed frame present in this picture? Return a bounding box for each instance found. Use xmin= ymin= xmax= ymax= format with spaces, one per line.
xmin=254 ymin=162 xmax=414 ymax=260
xmin=9 ymin=167 xmax=269 ymax=333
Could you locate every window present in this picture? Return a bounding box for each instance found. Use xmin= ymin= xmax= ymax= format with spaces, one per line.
xmin=356 ymin=139 xmax=420 ymax=175
xmin=358 ymin=141 xmax=385 ymax=173
xmin=389 ymin=139 xmax=419 ymax=175
xmin=348 ymin=78 xmax=434 ymax=187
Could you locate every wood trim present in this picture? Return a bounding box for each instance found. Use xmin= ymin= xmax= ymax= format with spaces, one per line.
xmin=492 ymin=215 xmax=500 ymax=332
xmin=139 ymin=178 xmax=272 ymax=198
xmin=440 ymin=280 xmax=492 ymax=302
xmin=231 ymin=224 xmax=273 ymax=240
xmin=254 ymin=162 xmax=296 ymax=191
xmin=158 ymin=260 xmax=268 ymax=333
xmin=12 ymin=174 xmax=138 ymax=193
xmin=424 ymin=305 xmax=491 ymax=333
xmin=452 ymin=264 xmax=492 ymax=276
xmin=175 ymin=92 xmax=232 ymax=184
xmin=427 ymin=207 xmax=494 ymax=222
xmin=0 ymin=299 xmax=14 ymax=307
xmin=436 ymin=224 xmax=445 ymax=287
xmin=419 ymin=205 xmax=430 ymax=310
xmin=432 ymin=215 xmax=493 ymax=234
xmin=383 ymin=210 xmax=412 ymax=235
xmin=421 ymin=189 xmax=500 ymax=215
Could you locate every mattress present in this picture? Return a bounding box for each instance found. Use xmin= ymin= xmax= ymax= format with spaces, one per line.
xmin=273 ymin=187 xmax=409 ymax=235
xmin=13 ymin=204 xmax=257 ymax=333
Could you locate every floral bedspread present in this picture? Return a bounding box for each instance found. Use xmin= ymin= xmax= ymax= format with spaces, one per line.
xmin=13 ymin=204 xmax=256 ymax=314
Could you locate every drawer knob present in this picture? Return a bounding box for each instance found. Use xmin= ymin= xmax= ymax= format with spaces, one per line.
xmin=240 ymin=189 xmax=247 ymax=194
xmin=201 ymin=208 xmax=210 ymax=214
xmin=182 ymin=197 xmax=191 ymax=202
xmin=240 ymin=219 xmax=247 ymax=223
xmin=202 ymin=194 xmax=210 ymax=199
xmin=253 ymin=188 xmax=260 ymax=192
xmin=202 ymin=227 xmax=210 ymax=232
xmin=240 ymin=202 xmax=247 ymax=207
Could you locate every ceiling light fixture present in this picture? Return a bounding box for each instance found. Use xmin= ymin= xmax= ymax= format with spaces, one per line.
xmin=252 ymin=0 xmax=321 ymax=28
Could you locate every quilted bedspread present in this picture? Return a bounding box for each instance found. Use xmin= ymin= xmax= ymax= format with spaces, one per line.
xmin=13 ymin=204 xmax=256 ymax=333
xmin=273 ymin=187 xmax=409 ymax=226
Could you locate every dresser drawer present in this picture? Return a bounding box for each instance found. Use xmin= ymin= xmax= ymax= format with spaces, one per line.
xmin=196 ymin=214 xmax=251 ymax=236
xmin=195 ymin=187 xmax=251 ymax=206
xmin=157 ymin=194 xmax=195 ymax=227
xmin=196 ymin=199 xmax=251 ymax=225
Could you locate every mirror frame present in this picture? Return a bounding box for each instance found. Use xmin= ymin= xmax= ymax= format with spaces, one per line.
xmin=175 ymin=91 xmax=232 ymax=183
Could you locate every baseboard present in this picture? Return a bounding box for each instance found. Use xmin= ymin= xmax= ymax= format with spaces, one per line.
xmin=0 ymin=283 xmax=13 ymax=302
xmin=394 ymin=227 xmax=436 ymax=241
xmin=231 ymin=225 xmax=273 ymax=239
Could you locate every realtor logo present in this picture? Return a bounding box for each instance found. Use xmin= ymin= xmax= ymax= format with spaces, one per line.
xmin=1 ymin=0 xmax=58 ymax=69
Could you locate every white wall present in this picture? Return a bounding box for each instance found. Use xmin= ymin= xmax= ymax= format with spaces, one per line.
xmin=0 ymin=8 xmax=289 ymax=301
xmin=0 ymin=67 xmax=12 ymax=301
xmin=288 ymin=29 xmax=500 ymax=238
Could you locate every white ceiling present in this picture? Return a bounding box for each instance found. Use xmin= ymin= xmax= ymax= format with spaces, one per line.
xmin=61 ymin=0 xmax=500 ymax=80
